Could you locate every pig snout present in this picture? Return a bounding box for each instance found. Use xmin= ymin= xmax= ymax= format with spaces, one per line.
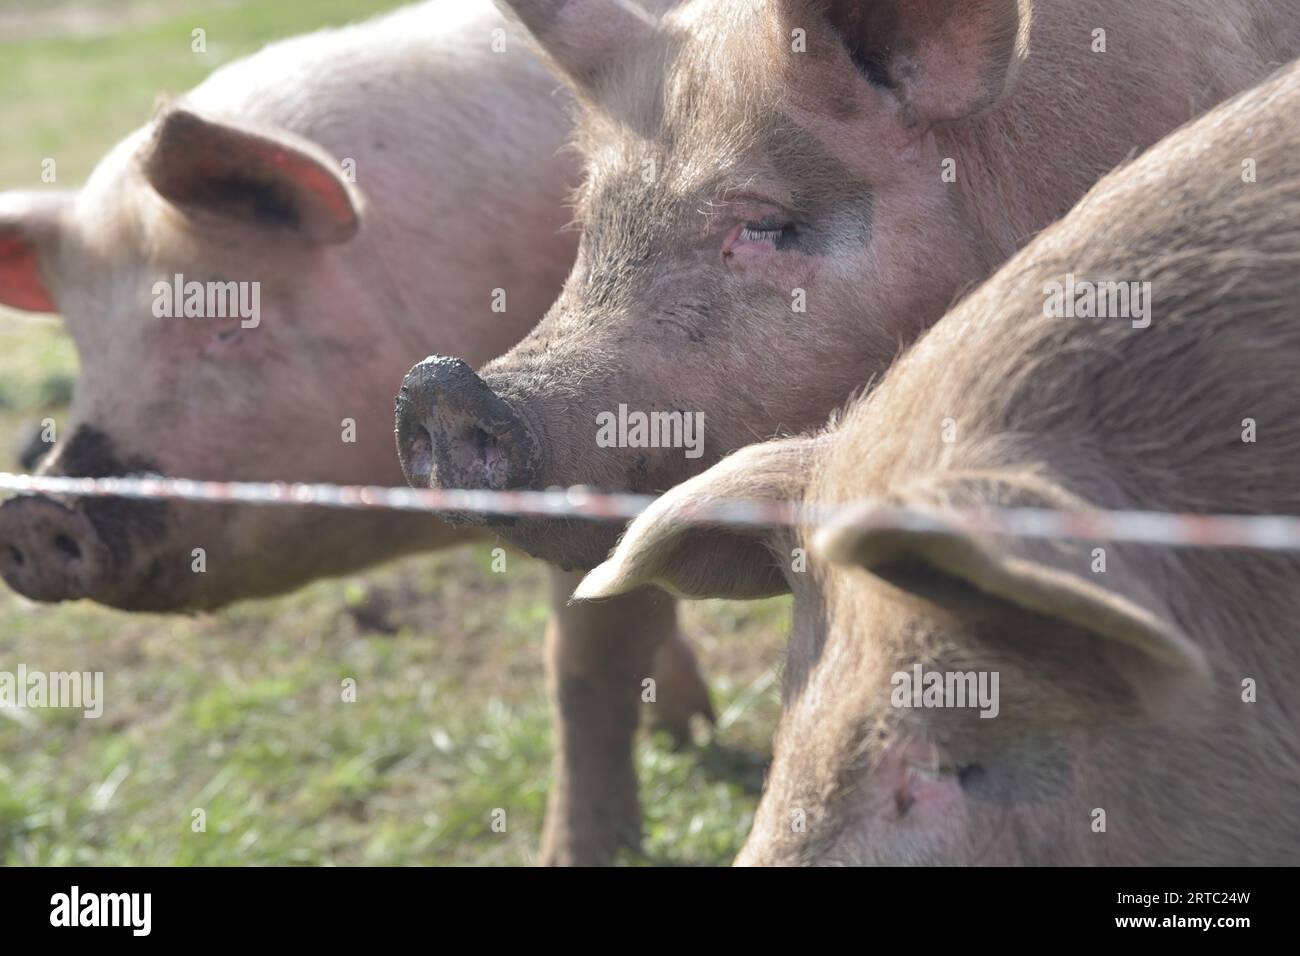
xmin=395 ymin=355 xmax=542 ymax=524
xmin=0 ymin=494 xmax=112 ymax=602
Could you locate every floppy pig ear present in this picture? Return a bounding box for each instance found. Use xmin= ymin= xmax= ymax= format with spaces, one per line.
xmin=495 ymin=0 xmax=663 ymax=89
xmin=815 ymin=500 xmax=1208 ymax=676
xmin=140 ymin=104 xmax=361 ymax=244
xmin=574 ymin=434 xmax=824 ymax=601
xmin=795 ymin=0 xmax=1032 ymax=124
xmin=0 ymin=191 xmax=72 ymax=313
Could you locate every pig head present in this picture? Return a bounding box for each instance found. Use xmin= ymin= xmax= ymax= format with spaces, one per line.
xmin=575 ymin=59 xmax=1300 ymax=865
xmin=397 ymin=0 xmax=1300 ymax=570
xmin=0 ymin=110 xmax=427 ymax=610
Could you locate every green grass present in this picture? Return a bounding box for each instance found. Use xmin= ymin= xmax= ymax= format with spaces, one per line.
xmin=0 ymin=545 xmax=790 ymax=865
xmin=0 ymin=0 xmax=411 ymax=189
xmin=0 ymin=0 xmax=791 ymax=865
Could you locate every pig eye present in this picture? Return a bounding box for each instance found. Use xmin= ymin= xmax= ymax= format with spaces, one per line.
xmin=739 ymin=221 xmax=798 ymax=250
xmin=907 ymin=758 xmax=985 ymax=790
xmin=204 ymin=322 xmax=246 ymax=354
xmin=957 ymin=763 xmax=985 ymax=789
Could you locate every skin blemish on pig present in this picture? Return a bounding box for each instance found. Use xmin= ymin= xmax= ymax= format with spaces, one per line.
xmin=627 ymin=453 xmax=651 ymax=493
xmin=895 ymin=787 xmax=915 ymax=817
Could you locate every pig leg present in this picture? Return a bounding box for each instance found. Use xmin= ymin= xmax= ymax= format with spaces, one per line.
xmin=643 ymin=621 xmax=714 ymax=746
xmin=539 ymin=569 xmax=703 ymax=865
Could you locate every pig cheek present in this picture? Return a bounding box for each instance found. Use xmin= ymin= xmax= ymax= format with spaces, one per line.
xmin=865 ymin=739 xmax=972 ymax=860
xmin=723 ymin=247 xmax=822 ymax=293
xmin=894 ymin=765 xmax=967 ymax=822
xmin=857 ymin=769 xmax=969 ymax=864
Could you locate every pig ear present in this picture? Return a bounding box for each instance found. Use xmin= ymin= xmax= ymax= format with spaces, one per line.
xmin=496 ymin=0 xmax=663 ymax=89
xmin=573 ymin=435 xmax=823 ymax=601
xmin=797 ymin=0 xmax=1032 ymax=124
xmin=139 ymin=105 xmax=361 ymax=244
xmin=0 ymin=191 xmax=72 ymax=313
xmin=815 ymin=502 xmax=1208 ymax=676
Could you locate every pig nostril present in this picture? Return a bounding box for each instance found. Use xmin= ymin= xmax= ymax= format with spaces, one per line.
xmin=53 ymin=533 xmax=82 ymax=561
xmin=7 ymin=544 xmax=24 ymax=568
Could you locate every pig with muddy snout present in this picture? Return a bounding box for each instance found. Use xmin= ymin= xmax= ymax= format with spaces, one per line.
xmin=578 ymin=60 xmax=1300 ymax=865
xmin=0 ymin=1 xmax=577 ymax=610
xmin=397 ymin=0 xmax=1300 ymax=572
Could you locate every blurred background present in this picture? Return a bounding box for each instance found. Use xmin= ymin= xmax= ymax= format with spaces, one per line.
xmin=0 ymin=0 xmax=788 ymax=865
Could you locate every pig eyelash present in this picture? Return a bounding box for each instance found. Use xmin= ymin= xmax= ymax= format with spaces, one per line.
xmin=203 ymin=325 xmax=245 ymax=354
xmin=738 ymin=222 xmax=795 ymax=252
xmin=722 ymin=219 xmax=800 ymax=261
xmin=906 ymin=758 xmax=985 ymax=789
xmin=740 ymin=223 xmax=796 ymax=247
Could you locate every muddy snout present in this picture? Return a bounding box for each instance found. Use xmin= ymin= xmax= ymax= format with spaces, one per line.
xmin=0 ymin=494 xmax=111 ymax=602
xmin=395 ymin=356 xmax=541 ymax=524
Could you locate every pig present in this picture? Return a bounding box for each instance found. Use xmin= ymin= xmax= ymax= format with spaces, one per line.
xmin=394 ymin=0 xmax=1300 ymax=863
xmin=0 ymin=0 xmax=706 ymax=865
xmin=397 ymin=0 xmax=1300 ymax=570
xmin=393 ymin=0 xmax=1299 ymax=862
xmin=575 ymin=58 xmax=1300 ymax=865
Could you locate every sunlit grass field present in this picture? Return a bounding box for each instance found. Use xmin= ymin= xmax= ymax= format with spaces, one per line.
xmin=0 ymin=0 xmax=790 ymax=865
